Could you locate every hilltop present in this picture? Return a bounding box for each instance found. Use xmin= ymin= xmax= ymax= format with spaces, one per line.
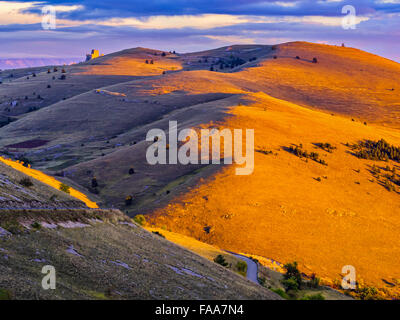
xmin=0 ymin=41 xmax=400 ymax=298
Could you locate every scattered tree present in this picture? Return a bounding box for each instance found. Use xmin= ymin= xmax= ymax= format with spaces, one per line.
xmin=125 ymin=195 xmax=133 ymax=206
xmin=214 ymin=255 xmax=228 ymax=267
xmin=282 ymin=262 xmax=302 ymax=290
xmin=91 ymin=177 xmax=98 ymax=188
xmin=19 ymin=177 xmax=33 ymax=187
xmin=133 ymin=214 xmax=146 ymax=226
xmin=59 ymin=183 xmax=70 ymax=194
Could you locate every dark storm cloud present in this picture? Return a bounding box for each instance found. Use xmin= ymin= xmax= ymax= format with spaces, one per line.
xmin=12 ymin=0 xmax=400 ymax=20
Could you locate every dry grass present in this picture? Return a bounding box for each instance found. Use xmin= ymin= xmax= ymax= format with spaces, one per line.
xmin=1 ymin=42 xmax=400 ymax=299
xmin=0 ymin=157 xmax=97 ymax=208
xmin=148 ymin=92 xmax=400 ymax=299
xmin=0 ymin=210 xmax=278 ymax=300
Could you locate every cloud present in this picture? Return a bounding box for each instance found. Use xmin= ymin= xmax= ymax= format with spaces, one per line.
xmin=0 ymin=0 xmax=399 ymax=62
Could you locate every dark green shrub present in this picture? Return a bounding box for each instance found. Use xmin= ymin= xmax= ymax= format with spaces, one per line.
xmin=301 ymin=293 xmax=325 ymax=300
xmin=282 ymin=277 xmax=300 ymax=292
xmin=152 ymin=231 xmax=165 ymax=238
xmin=271 ymin=288 xmax=289 ymax=299
xmin=91 ymin=177 xmax=98 ymax=188
xmin=0 ymin=288 xmax=13 ymax=300
xmin=356 ymin=286 xmax=380 ymax=300
xmin=236 ymin=261 xmax=247 ymax=277
xmin=59 ymin=183 xmax=70 ymax=194
xmin=31 ymin=221 xmax=41 ymax=230
xmin=125 ymin=195 xmax=133 ymax=206
xmin=283 ymin=261 xmax=302 ymax=289
xmin=309 ymin=273 xmax=321 ymax=288
xmin=2 ymin=220 xmax=24 ymax=234
xmin=133 ymin=214 xmax=146 ymax=226
xmin=19 ymin=177 xmax=33 ymax=187
xmin=214 ymin=254 xmax=228 ymax=267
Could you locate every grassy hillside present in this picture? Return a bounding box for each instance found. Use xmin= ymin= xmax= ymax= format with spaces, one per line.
xmin=0 ymin=160 xmax=87 ymax=209
xmin=0 ymin=41 xmax=399 ymax=298
xmin=0 ymin=208 xmax=278 ymax=300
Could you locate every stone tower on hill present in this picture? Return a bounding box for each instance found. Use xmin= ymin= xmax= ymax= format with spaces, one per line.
xmin=86 ymin=49 xmax=102 ymax=61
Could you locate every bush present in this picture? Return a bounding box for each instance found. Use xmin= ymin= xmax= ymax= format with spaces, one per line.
xmin=2 ymin=220 xmax=24 ymax=234
xmin=300 ymin=293 xmax=325 ymax=300
xmin=16 ymin=156 xmax=32 ymax=167
xmin=312 ymin=57 xmax=318 ymax=63
xmin=315 ymin=142 xmax=336 ymax=153
xmin=282 ymin=277 xmax=300 ymax=292
xmin=352 ymin=139 xmax=400 ymax=162
xmin=0 ymin=288 xmax=13 ymax=300
xmin=271 ymin=288 xmax=289 ymax=299
xmin=31 ymin=221 xmax=41 ymax=230
xmin=19 ymin=177 xmax=33 ymax=187
xmin=357 ymin=286 xmax=380 ymax=300
xmin=133 ymin=214 xmax=146 ymax=226
xmin=214 ymin=254 xmax=228 ymax=267
xmin=125 ymin=195 xmax=133 ymax=206
xmin=59 ymin=183 xmax=70 ymax=194
xmin=91 ymin=177 xmax=98 ymax=188
xmin=236 ymin=261 xmax=247 ymax=277
xmin=283 ymin=261 xmax=302 ymax=289
xmin=152 ymin=231 xmax=165 ymax=238
xmin=309 ymin=273 xmax=321 ymax=288
xmin=258 ymin=277 xmax=266 ymax=286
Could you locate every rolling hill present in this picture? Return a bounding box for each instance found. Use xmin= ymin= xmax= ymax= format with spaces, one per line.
xmin=0 ymin=41 xmax=399 ymax=298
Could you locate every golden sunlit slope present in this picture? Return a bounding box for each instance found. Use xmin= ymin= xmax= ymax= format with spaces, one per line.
xmin=0 ymin=158 xmax=90 ymax=208
xmin=1 ymin=42 xmax=400 ymax=298
xmin=148 ymin=92 xmax=400 ymax=298
xmin=77 ymin=47 xmax=183 ymax=76
xmin=0 ymin=47 xmax=182 ymax=126
xmin=229 ymin=42 xmax=400 ymax=128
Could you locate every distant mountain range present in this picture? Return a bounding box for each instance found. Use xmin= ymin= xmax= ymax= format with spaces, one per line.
xmin=0 ymin=58 xmax=81 ymax=70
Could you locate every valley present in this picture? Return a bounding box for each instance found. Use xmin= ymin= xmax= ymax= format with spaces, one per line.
xmin=1 ymin=41 xmax=400 ymax=299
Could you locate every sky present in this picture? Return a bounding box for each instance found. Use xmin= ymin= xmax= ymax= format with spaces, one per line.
xmin=0 ymin=0 xmax=399 ymax=61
